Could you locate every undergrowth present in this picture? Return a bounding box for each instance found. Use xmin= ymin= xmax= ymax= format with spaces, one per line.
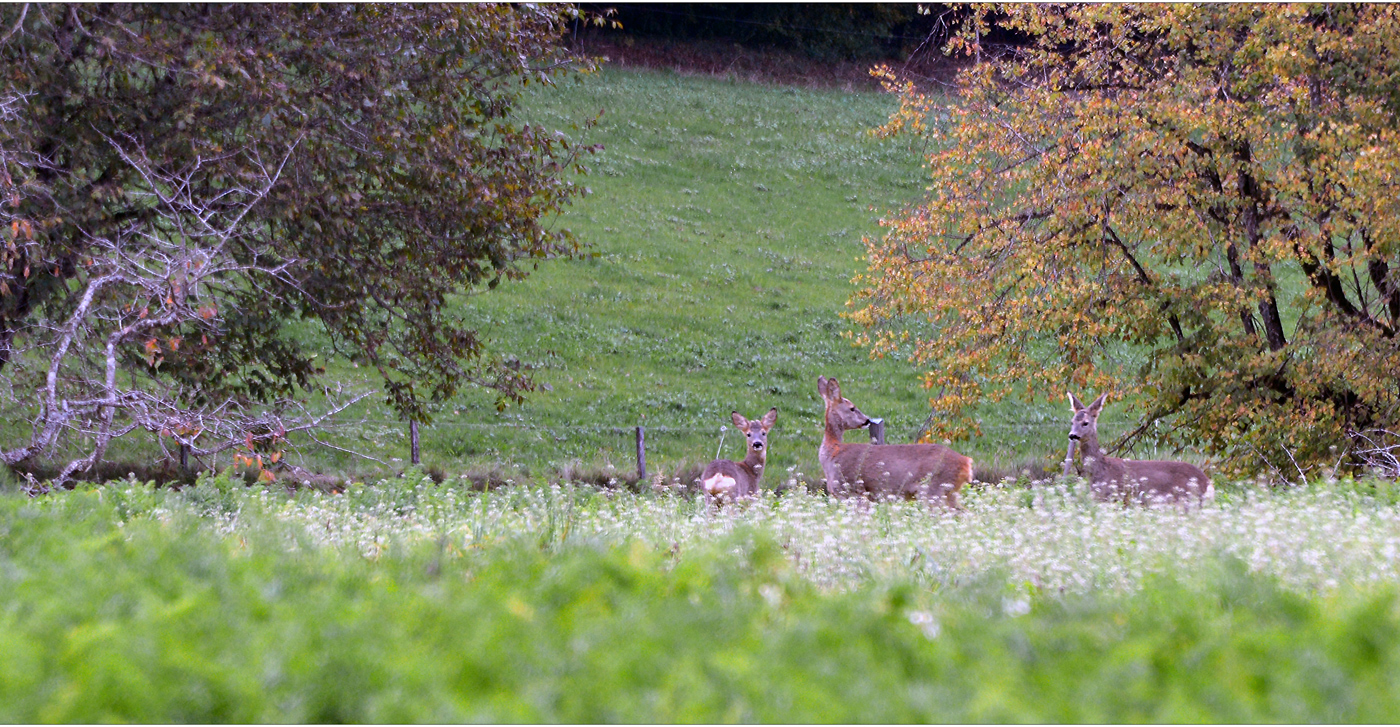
xmin=4 ymin=474 xmax=1400 ymax=722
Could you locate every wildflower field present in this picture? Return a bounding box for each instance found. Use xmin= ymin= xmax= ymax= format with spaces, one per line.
xmin=6 ymin=34 xmax=1400 ymax=726
xmin=4 ymin=471 xmax=1400 ymax=722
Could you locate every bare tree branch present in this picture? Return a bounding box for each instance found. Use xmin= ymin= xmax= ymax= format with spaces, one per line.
xmin=2 ymin=105 xmax=378 ymax=489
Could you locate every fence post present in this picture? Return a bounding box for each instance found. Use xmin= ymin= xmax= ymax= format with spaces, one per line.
xmin=868 ymin=418 xmax=886 ymax=445
xmin=179 ymin=443 xmax=190 ymax=473
xmin=410 ymin=420 xmax=421 ymax=465
xmin=635 ymin=425 xmax=647 ymax=480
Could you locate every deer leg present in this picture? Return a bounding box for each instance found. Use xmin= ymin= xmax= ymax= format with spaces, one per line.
xmin=943 ymin=483 xmax=963 ymax=512
xmin=846 ymin=491 xmax=874 ymax=515
xmin=825 ymin=477 xmax=854 ymax=500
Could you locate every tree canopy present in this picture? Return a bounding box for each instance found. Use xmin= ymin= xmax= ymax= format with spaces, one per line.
xmin=1 ymin=4 xmax=600 ymax=410
xmin=854 ymin=4 xmax=1400 ymax=478
xmin=0 ymin=4 xmax=602 ymax=478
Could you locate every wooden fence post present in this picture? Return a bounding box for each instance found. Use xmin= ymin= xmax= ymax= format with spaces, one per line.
xmin=868 ymin=417 xmax=886 ymax=445
xmin=635 ymin=425 xmax=647 ymax=480
xmin=179 ymin=443 xmax=190 ymax=473
xmin=410 ymin=420 xmax=421 ymax=465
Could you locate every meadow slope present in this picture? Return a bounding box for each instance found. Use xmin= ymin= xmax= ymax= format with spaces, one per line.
xmin=356 ymin=67 xmax=1095 ymax=481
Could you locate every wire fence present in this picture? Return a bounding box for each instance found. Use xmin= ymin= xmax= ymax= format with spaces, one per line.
xmin=346 ymin=419 xmax=1070 ymax=433
xmin=329 ymin=415 xmax=1071 ymax=475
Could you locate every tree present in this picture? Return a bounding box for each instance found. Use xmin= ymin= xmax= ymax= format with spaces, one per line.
xmin=853 ymin=5 xmax=1400 ymax=479
xmin=1 ymin=4 xmax=603 ymax=482
xmin=0 ymin=118 xmax=373 ymax=485
xmin=598 ymin=4 xmax=925 ymax=61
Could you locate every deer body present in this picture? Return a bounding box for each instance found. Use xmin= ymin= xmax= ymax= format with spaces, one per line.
xmin=701 ymin=408 xmax=776 ymax=502
xmin=1068 ymin=392 xmax=1213 ymax=505
xmin=817 ymin=377 xmax=973 ymax=507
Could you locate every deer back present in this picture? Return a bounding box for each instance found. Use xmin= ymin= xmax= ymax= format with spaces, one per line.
xmin=700 ymin=459 xmax=760 ymax=501
xmin=826 ymin=441 xmax=973 ymax=501
xmin=1093 ymin=456 xmax=1212 ymax=504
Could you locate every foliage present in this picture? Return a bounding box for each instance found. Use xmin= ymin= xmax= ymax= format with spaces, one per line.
xmin=853 ymin=5 xmax=1400 ymax=478
xmin=0 ymin=3 xmax=600 ymax=440
xmin=598 ymin=3 xmax=930 ymax=61
xmin=0 ymin=112 xmax=374 ymax=485
xmin=3 ymin=479 xmax=1400 ymax=721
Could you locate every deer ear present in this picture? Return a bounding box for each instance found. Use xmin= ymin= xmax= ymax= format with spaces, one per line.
xmin=731 ymin=411 xmax=749 ymax=429
xmin=827 ymin=378 xmax=841 ymax=401
xmin=817 ymin=376 xmax=829 ymax=399
xmin=761 ymin=407 xmax=777 ymax=431
xmin=1068 ymin=391 xmax=1084 ymax=412
xmin=1088 ymin=393 xmax=1107 ymax=415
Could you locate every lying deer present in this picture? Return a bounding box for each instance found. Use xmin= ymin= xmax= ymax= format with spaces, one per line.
xmin=1066 ymin=392 xmax=1213 ymax=505
xmin=816 ymin=376 xmax=973 ymax=508
xmin=700 ymin=408 xmax=777 ymax=502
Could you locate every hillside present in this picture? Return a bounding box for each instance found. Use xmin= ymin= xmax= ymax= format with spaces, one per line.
xmin=371 ymin=66 xmax=1079 ymax=482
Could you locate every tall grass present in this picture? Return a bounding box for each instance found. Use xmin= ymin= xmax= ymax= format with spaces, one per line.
xmin=241 ymin=473 xmax=1400 ymax=595
xmin=4 ymin=474 xmax=1400 ymax=722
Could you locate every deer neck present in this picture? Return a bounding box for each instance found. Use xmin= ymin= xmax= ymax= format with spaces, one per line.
xmin=820 ymin=417 xmax=847 ymax=457
xmin=740 ymin=447 xmax=767 ymax=477
xmin=1077 ymin=429 xmax=1108 ymax=475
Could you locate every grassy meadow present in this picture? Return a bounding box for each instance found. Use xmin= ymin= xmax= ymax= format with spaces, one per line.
xmin=6 ymin=66 xmax=1400 ymax=723
xmin=295 ymin=65 xmax=1092 ymax=483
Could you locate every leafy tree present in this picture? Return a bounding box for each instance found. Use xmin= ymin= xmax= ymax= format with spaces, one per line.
xmin=0 ymin=4 xmax=603 ymax=478
xmin=854 ymin=4 xmax=1400 ymax=478
xmin=600 ymin=3 xmax=924 ymax=61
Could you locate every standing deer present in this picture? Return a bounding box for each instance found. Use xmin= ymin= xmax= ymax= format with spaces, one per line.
xmin=700 ymin=408 xmax=777 ymax=503
xmin=1066 ymin=392 xmax=1213 ymax=505
xmin=816 ymin=376 xmax=973 ymax=508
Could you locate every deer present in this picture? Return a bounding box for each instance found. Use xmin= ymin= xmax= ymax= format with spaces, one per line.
xmin=816 ymin=376 xmax=973 ymax=508
xmin=1066 ymin=392 xmax=1214 ymax=505
xmin=700 ymin=408 xmax=777 ymax=503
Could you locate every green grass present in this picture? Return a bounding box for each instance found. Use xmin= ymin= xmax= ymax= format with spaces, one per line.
xmin=4 ymin=474 xmax=1400 ymax=722
xmin=427 ymin=67 xmax=939 ymax=472
xmin=353 ymin=66 xmax=1083 ymax=480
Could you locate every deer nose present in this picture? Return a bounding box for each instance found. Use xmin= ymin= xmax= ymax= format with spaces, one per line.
xmin=752 ymin=441 xmax=764 ymax=450
xmin=1068 ymin=433 xmax=1080 ymax=440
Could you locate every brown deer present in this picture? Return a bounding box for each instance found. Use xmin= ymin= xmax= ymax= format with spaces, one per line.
xmin=700 ymin=408 xmax=777 ymax=502
xmin=1066 ymin=392 xmax=1213 ymax=505
xmin=816 ymin=376 xmax=973 ymax=508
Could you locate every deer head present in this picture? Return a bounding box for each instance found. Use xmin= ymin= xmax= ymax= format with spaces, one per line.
xmin=817 ymin=376 xmax=872 ymax=436
xmin=1067 ymin=391 xmax=1107 ymax=444
xmin=733 ymin=408 xmax=777 ymax=460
